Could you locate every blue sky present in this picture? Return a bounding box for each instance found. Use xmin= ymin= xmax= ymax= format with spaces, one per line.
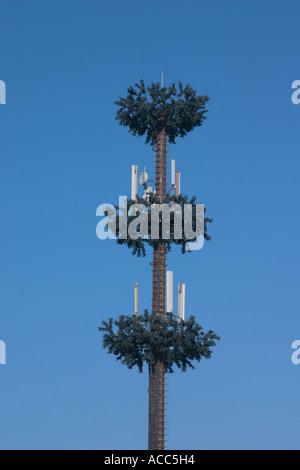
xmin=0 ymin=0 xmax=299 ymax=450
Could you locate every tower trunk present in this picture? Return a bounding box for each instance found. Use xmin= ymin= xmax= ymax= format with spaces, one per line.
xmin=148 ymin=125 xmax=167 ymax=450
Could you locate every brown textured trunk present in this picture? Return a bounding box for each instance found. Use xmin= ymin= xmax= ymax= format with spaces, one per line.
xmin=148 ymin=125 xmax=167 ymax=450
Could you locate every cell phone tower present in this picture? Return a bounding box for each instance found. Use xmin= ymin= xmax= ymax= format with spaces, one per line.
xmin=99 ymin=75 xmax=220 ymax=450
xmin=148 ymin=111 xmax=167 ymax=450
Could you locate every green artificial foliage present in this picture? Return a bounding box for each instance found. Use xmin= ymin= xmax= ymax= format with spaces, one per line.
xmin=113 ymin=193 xmax=213 ymax=257
xmin=115 ymin=80 xmax=209 ymax=145
xmin=99 ymin=311 xmax=220 ymax=374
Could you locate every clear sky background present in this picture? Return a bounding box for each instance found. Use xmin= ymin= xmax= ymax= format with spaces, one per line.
xmin=0 ymin=0 xmax=299 ymax=450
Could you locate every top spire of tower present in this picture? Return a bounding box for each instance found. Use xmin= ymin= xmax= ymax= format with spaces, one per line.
xmin=161 ymin=66 xmax=164 ymax=89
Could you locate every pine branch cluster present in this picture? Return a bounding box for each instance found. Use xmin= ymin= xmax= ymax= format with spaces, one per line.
xmin=99 ymin=311 xmax=220 ymax=374
xmin=115 ymin=80 xmax=209 ymax=145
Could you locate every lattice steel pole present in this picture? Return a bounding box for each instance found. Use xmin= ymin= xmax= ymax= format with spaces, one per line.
xmin=148 ymin=123 xmax=167 ymax=451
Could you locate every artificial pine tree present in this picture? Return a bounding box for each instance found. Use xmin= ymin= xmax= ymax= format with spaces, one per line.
xmin=99 ymin=80 xmax=219 ymax=450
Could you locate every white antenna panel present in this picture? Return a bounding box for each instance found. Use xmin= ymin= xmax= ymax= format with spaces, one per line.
xmin=166 ymin=271 xmax=173 ymax=313
xmin=178 ymin=283 xmax=186 ymax=321
xmin=131 ymin=165 xmax=138 ymax=200
xmin=171 ymin=159 xmax=176 ymax=187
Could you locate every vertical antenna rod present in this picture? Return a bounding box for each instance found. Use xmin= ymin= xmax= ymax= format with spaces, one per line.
xmin=166 ymin=271 xmax=173 ymax=314
xmin=176 ymin=170 xmax=181 ymax=196
xmin=171 ymin=159 xmax=176 ymax=197
xmin=178 ymin=283 xmax=186 ymax=321
xmin=134 ymin=282 xmax=139 ymax=316
xmin=178 ymin=283 xmax=181 ymax=319
xmin=180 ymin=283 xmax=186 ymax=321
xmin=131 ymin=165 xmax=138 ymax=201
